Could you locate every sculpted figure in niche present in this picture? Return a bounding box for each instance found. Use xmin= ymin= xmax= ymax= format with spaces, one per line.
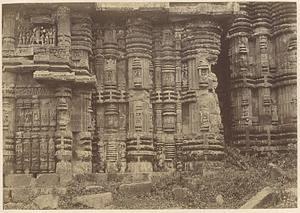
xmin=156 ymin=146 xmax=166 ymax=171
xmin=25 ymin=110 xmax=32 ymax=125
xmin=117 ymin=141 xmax=126 ymax=172
xmin=98 ymin=140 xmax=106 ymax=173
xmin=135 ymin=111 xmax=143 ymax=130
xmin=271 ymin=100 xmax=279 ymax=122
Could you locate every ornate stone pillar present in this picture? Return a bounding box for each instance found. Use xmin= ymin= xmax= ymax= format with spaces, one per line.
xmin=152 ymin=28 xmax=164 ymax=171
xmin=181 ymin=19 xmax=224 ymax=170
xmin=227 ymin=3 xmax=253 ymax=150
xmin=56 ymin=6 xmax=71 ymax=47
xmin=70 ymin=11 xmax=94 ymax=174
xmin=161 ymin=27 xmax=177 ymax=170
xmin=3 ymin=85 xmax=16 ymax=174
xmin=126 ymin=17 xmax=154 ymax=172
xmin=2 ymin=7 xmax=16 ymax=50
xmin=55 ymin=87 xmax=73 ymax=175
xmin=100 ymin=22 xmax=123 ymax=173
xmin=271 ymin=2 xmax=297 ymax=147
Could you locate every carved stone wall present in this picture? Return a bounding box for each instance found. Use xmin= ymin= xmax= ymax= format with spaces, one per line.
xmin=2 ymin=2 xmax=296 ymax=175
xmin=227 ymin=2 xmax=297 ymax=153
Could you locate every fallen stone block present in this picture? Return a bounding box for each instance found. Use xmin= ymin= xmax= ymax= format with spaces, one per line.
xmin=11 ymin=188 xmax=31 ymax=203
xmin=4 ymin=174 xmax=33 ymax=187
xmin=240 ymin=186 xmax=275 ymax=209
xmin=118 ymin=181 xmax=152 ymax=196
xmin=33 ymin=194 xmax=59 ymax=209
xmin=216 ymin=194 xmax=224 ymax=205
xmin=35 ymin=174 xmax=60 ymax=187
xmin=72 ymin=192 xmax=113 ymax=209
xmin=172 ymin=187 xmax=189 ymax=201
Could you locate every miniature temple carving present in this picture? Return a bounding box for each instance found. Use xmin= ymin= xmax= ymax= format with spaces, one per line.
xmin=2 ymin=2 xmax=296 ymax=176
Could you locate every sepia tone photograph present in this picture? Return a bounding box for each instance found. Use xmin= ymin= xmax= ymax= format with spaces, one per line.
xmin=1 ymin=0 xmax=298 ymax=210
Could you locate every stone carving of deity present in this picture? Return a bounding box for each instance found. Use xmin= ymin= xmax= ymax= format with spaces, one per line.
xmin=135 ymin=111 xmax=143 ymax=129
xmin=117 ymin=141 xmax=127 ymax=173
xmin=156 ymin=146 xmax=166 ymax=171
xmin=271 ymin=100 xmax=279 ymax=122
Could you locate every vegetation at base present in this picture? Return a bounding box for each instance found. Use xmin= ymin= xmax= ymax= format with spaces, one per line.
xmin=113 ymin=150 xmax=297 ymax=209
xmin=55 ymin=150 xmax=297 ymax=209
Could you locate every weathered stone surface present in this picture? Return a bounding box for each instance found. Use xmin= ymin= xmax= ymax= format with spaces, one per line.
xmin=35 ymin=174 xmax=60 ymax=187
xmin=2 ymin=1 xmax=297 ymax=177
xmin=11 ymin=188 xmax=31 ymax=202
xmin=3 ymin=188 xmax=11 ymax=203
xmin=240 ymin=187 xmax=275 ymax=209
xmin=216 ymin=194 xmax=224 ymax=205
xmin=72 ymin=192 xmax=113 ymax=209
xmin=4 ymin=174 xmax=33 ymax=187
xmin=118 ymin=182 xmax=152 ymax=196
xmin=172 ymin=187 xmax=189 ymax=201
xmin=59 ymin=172 xmax=73 ymax=186
xmin=33 ymin=194 xmax=59 ymax=209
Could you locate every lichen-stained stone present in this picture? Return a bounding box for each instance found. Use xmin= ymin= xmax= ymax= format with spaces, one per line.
xmin=33 ymin=194 xmax=59 ymax=209
xmin=4 ymin=174 xmax=33 ymax=187
xmin=118 ymin=182 xmax=152 ymax=196
xmin=72 ymin=192 xmax=113 ymax=209
xmin=35 ymin=174 xmax=60 ymax=187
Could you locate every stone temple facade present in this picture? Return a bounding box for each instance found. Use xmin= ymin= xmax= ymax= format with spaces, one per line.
xmin=2 ymin=2 xmax=297 ymax=176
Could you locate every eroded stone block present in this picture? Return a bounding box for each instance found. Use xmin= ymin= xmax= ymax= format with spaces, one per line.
xmin=33 ymin=194 xmax=59 ymax=209
xmin=11 ymin=188 xmax=31 ymax=202
xmin=72 ymin=192 xmax=113 ymax=209
xmin=4 ymin=174 xmax=33 ymax=187
xmin=118 ymin=181 xmax=152 ymax=196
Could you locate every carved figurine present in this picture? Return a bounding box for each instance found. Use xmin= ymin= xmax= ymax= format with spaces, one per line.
xmin=156 ymin=146 xmax=166 ymax=171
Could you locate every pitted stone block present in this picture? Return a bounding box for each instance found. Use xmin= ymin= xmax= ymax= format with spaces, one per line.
xmin=4 ymin=174 xmax=33 ymax=187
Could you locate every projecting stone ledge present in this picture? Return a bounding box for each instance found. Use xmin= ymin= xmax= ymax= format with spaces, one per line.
xmin=95 ymin=2 xmax=239 ymax=15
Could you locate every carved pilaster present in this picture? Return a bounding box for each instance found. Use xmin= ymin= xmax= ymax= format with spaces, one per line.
xmin=55 ymin=87 xmax=72 ymax=174
xmin=3 ymin=86 xmax=16 ymax=174
xmin=126 ymin=17 xmax=154 ymax=172
xmin=2 ymin=7 xmax=16 ymax=49
xmin=56 ymin=6 xmax=71 ymax=47
xmin=181 ymin=19 xmax=224 ymax=169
